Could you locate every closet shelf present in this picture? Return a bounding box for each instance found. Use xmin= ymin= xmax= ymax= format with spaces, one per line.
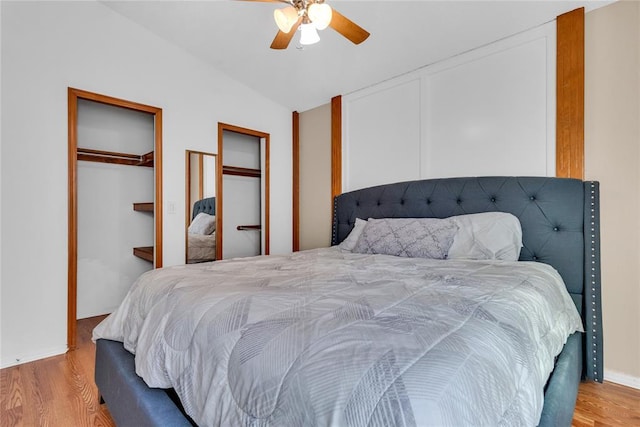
xmin=133 ymin=246 xmax=154 ymax=263
xmin=133 ymin=202 xmax=154 ymax=212
xmin=222 ymin=165 xmax=261 ymax=178
xmin=77 ymin=148 xmax=154 ymax=168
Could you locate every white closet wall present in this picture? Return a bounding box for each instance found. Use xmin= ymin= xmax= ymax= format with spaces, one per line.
xmin=76 ymin=100 xmax=154 ymax=318
xmin=342 ymin=22 xmax=556 ymax=192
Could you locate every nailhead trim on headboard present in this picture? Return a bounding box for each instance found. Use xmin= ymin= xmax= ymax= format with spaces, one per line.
xmin=586 ymin=181 xmax=603 ymax=383
xmin=591 ymin=184 xmax=597 ymax=380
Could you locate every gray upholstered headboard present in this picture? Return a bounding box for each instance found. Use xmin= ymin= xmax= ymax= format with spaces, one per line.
xmin=331 ymin=176 xmax=602 ymax=382
xmin=192 ymin=197 xmax=216 ymax=220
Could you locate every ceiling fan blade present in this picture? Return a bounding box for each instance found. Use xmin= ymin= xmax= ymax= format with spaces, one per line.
xmin=329 ymin=9 xmax=370 ymax=45
xmin=270 ymin=18 xmax=302 ymax=49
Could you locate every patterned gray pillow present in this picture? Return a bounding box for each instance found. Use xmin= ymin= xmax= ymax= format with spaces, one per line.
xmin=353 ymin=218 xmax=458 ymax=259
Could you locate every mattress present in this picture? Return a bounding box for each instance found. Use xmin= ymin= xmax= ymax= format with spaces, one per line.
xmin=93 ymin=247 xmax=582 ymax=426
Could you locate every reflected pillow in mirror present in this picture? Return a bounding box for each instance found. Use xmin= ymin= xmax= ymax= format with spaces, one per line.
xmin=188 ymin=212 xmax=216 ymax=235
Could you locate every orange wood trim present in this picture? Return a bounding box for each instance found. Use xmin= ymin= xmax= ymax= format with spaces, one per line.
xmin=217 ymin=123 xmax=270 ymax=258
xmin=292 ymin=111 xmax=300 ymax=252
xmin=154 ymin=109 xmax=163 ymax=268
xmin=185 ymin=151 xmax=191 ymax=264
xmin=556 ymin=8 xmax=585 ymax=179
xmin=331 ymin=95 xmax=342 ymax=202
xmin=198 ymin=154 xmax=204 ymax=200
xmin=216 ymin=124 xmax=225 ymax=260
xmin=68 ymin=87 xmax=162 ymax=348
xmin=67 ymin=88 xmax=78 ymax=350
xmin=218 ymin=122 xmax=269 ymax=139
xmin=264 ymin=134 xmax=270 ymax=255
xmin=222 ymin=165 xmax=262 ymax=178
xmin=67 ymin=87 xmax=161 ymax=114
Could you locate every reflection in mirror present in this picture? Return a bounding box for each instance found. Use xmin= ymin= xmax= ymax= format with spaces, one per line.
xmin=185 ymin=150 xmax=217 ymax=264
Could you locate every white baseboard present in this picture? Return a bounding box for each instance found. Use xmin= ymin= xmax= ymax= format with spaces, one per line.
xmin=604 ymin=369 xmax=640 ymax=389
xmin=0 ymin=345 xmax=68 ymax=369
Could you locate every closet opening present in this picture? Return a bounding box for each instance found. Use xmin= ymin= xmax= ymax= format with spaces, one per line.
xmin=67 ymin=88 xmax=163 ymax=349
xmin=216 ymin=123 xmax=270 ymax=260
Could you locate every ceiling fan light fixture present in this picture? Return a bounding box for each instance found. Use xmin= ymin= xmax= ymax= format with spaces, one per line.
xmin=299 ymin=23 xmax=320 ymax=45
xmin=274 ymin=6 xmax=298 ymax=33
xmin=308 ymin=3 xmax=332 ymax=31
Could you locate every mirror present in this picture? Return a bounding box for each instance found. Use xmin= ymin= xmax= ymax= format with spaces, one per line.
xmin=185 ymin=150 xmax=217 ymax=264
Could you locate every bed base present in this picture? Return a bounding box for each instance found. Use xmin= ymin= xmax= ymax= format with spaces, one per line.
xmin=95 ymin=333 xmax=582 ymax=427
xmin=95 ymin=339 xmax=195 ymax=427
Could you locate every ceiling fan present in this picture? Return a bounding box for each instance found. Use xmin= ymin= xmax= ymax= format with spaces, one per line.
xmin=242 ymin=0 xmax=370 ymax=50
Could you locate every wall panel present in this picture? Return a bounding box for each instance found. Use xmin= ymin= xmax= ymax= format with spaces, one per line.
xmin=423 ymin=30 xmax=554 ymax=178
xmin=342 ymin=23 xmax=556 ymax=192
xmin=343 ymin=78 xmax=422 ymax=191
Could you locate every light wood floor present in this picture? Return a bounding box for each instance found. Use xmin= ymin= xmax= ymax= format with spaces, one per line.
xmin=1 ymin=316 xmax=639 ymax=426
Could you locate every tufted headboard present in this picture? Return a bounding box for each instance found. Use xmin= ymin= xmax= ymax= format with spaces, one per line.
xmin=331 ymin=176 xmax=602 ymax=382
xmin=192 ymin=197 xmax=216 ymax=220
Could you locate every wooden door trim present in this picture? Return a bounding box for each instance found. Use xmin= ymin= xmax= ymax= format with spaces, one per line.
xmin=331 ymin=96 xmax=342 ymax=212
xmin=556 ymin=7 xmax=585 ymax=179
xmin=217 ymin=122 xmax=270 ymax=259
xmin=292 ymin=111 xmax=300 ymax=252
xmin=67 ymin=87 xmax=162 ymax=349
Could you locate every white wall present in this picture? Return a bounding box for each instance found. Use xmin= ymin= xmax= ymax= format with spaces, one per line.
xmin=0 ymin=1 xmax=292 ymax=367
xmin=342 ymin=23 xmax=556 ymax=192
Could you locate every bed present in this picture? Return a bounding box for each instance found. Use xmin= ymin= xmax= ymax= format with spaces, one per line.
xmin=94 ymin=176 xmax=603 ymax=427
xmin=187 ymin=197 xmax=216 ymax=264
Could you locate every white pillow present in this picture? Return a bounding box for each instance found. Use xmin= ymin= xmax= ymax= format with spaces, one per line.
xmin=447 ymin=212 xmax=522 ymax=261
xmin=338 ymin=218 xmax=367 ymax=251
xmin=188 ymin=212 xmax=216 ymax=235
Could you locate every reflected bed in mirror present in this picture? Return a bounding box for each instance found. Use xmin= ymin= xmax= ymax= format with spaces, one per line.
xmin=185 ymin=150 xmax=217 ymax=264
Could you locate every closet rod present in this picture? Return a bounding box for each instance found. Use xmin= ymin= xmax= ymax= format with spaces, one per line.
xmin=237 ymin=225 xmax=261 ymax=231
xmin=77 ymin=147 xmax=154 ymax=167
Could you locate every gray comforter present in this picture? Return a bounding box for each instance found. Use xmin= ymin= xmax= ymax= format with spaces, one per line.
xmin=93 ymin=247 xmax=583 ymax=426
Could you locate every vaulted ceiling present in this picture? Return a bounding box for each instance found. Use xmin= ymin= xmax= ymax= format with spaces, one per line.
xmin=102 ymin=1 xmax=611 ymax=112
